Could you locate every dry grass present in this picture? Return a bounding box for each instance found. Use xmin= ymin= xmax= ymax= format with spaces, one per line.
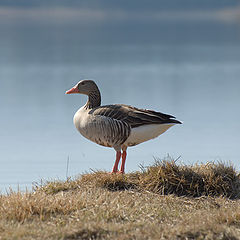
xmin=0 ymin=159 xmax=240 ymax=239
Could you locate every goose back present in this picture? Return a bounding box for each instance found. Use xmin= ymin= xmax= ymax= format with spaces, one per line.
xmin=89 ymin=104 xmax=181 ymax=128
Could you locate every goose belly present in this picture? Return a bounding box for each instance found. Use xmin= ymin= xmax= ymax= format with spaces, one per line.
xmin=124 ymin=123 xmax=175 ymax=147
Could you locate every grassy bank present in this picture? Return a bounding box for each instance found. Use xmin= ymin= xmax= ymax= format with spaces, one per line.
xmin=0 ymin=160 xmax=240 ymax=239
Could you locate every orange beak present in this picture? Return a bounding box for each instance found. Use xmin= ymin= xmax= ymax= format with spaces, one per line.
xmin=65 ymin=85 xmax=80 ymax=94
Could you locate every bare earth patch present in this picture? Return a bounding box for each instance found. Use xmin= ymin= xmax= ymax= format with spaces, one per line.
xmin=0 ymin=160 xmax=240 ymax=239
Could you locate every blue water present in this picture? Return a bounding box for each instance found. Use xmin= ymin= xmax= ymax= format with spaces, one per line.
xmin=1 ymin=44 xmax=240 ymax=192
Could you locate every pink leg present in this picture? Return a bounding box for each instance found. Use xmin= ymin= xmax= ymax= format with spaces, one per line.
xmin=119 ymin=150 xmax=127 ymax=174
xmin=111 ymin=151 xmax=121 ymax=173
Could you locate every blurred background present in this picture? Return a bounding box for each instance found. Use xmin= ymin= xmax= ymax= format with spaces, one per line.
xmin=1 ymin=0 xmax=240 ymax=191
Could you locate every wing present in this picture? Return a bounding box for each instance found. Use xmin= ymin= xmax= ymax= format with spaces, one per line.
xmin=89 ymin=104 xmax=182 ymax=128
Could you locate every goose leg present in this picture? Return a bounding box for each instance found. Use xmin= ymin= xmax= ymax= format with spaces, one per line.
xmin=111 ymin=151 xmax=121 ymax=173
xmin=119 ymin=150 xmax=127 ymax=174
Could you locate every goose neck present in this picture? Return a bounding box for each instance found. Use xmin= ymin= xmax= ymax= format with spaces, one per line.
xmin=85 ymin=90 xmax=101 ymax=109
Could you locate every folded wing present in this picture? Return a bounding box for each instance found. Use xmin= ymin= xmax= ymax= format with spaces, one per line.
xmin=89 ymin=104 xmax=181 ymax=128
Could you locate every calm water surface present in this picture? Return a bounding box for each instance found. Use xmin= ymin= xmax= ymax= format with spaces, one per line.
xmin=1 ymin=44 xmax=240 ymax=191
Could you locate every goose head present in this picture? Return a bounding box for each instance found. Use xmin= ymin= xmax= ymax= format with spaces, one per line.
xmin=66 ymin=80 xmax=99 ymax=95
xmin=66 ymin=79 xmax=101 ymax=108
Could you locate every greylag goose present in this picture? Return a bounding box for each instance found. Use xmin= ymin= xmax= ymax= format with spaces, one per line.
xmin=66 ymin=80 xmax=181 ymax=173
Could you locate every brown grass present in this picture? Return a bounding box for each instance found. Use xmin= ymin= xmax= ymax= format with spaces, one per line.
xmin=0 ymin=159 xmax=240 ymax=239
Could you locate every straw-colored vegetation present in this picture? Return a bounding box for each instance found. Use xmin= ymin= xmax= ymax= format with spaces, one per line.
xmin=0 ymin=159 xmax=240 ymax=240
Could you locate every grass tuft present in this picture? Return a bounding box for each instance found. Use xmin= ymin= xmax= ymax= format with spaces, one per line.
xmin=34 ymin=178 xmax=82 ymax=194
xmin=80 ymin=171 xmax=138 ymax=191
xmin=75 ymin=159 xmax=240 ymax=199
xmin=137 ymin=159 xmax=240 ymax=198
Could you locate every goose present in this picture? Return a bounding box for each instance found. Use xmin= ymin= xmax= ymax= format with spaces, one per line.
xmin=66 ymin=80 xmax=181 ymax=174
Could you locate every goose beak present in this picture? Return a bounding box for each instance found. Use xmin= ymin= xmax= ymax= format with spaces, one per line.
xmin=65 ymin=85 xmax=80 ymax=94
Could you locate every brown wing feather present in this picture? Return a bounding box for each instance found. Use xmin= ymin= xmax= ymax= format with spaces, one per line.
xmin=89 ymin=104 xmax=181 ymax=128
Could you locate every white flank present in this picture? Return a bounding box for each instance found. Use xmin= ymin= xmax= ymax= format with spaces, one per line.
xmin=124 ymin=123 xmax=175 ymax=147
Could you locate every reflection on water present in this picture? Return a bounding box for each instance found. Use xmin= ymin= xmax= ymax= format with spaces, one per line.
xmin=0 ymin=44 xmax=240 ymax=191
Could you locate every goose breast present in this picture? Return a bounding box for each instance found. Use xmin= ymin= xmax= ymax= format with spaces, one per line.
xmin=74 ymin=107 xmax=131 ymax=148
